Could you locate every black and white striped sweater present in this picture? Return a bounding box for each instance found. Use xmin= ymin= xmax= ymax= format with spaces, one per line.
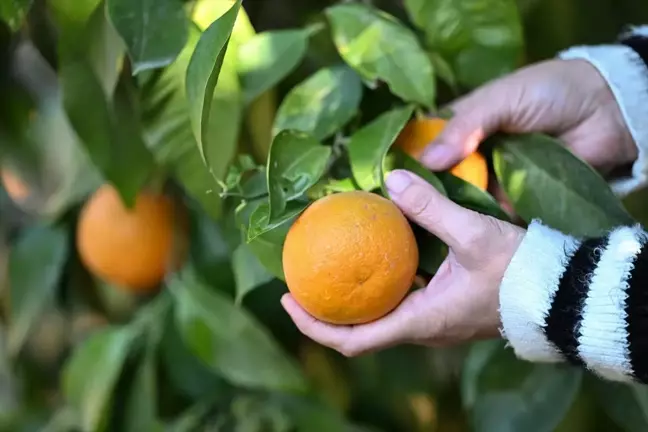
xmin=499 ymin=26 xmax=648 ymax=384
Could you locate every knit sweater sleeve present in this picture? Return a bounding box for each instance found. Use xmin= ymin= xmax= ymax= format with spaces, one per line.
xmin=558 ymin=25 xmax=648 ymax=196
xmin=499 ymin=220 xmax=648 ymax=383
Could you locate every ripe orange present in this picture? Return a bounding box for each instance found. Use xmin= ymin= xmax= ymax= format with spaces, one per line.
xmin=1 ymin=169 xmax=30 ymax=203
xmin=76 ymin=185 xmax=185 ymax=293
xmin=449 ymin=151 xmax=488 ymax=191
xmin=396 ymin=117 xmax=489 ymax=191
xmin=395 ymin=117 xmax=447 ymax=159
xmin=282 ymin=191 xmax=418 ymax=325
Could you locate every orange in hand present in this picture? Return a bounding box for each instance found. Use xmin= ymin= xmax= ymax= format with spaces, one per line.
xmin=76 ymin=185 xmax=186 ymax=293
xmin=395 ymin=117 xmax=489 ymax=191
xmin=282 ymin=191 xmax=418 ymax=325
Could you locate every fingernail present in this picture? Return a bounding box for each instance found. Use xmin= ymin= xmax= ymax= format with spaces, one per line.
xmin=386 ymin=170 xmax=412 ymax=194
xmin=421 ymin=144 xmax=450 ymax=168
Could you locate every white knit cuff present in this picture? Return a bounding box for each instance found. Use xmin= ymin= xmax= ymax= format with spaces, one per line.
xmin=559 ymin=36 xmax=648 ymax=196
xmin=500 ymin=220 xmax=648 ymax=384
xmin=499 ymin=221 xmax=578 ymax=363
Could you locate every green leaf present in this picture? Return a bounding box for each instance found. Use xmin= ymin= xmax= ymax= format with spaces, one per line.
xmin=124 ymin=345 xmax=161 ymax=432
xmin=236 ymin=199 xmax=287 ymax=280
xmin=86 ymin=6 xmax=125 ymax=96
xmin=325 ymin=3 xmax=435 ymax=107
xmin=437 ymin=171 xmax=509 ymax=221
xmin=347 ymin=105 xmax=414 ymax=191
xmin=404 ymin=0 xmax=524 ymax=88
xmin=623 ymin=186 xmax=648 ymax=226
xmin=8 ymin=225 xmax=68 ymax=357
xmin=185 ymin=0 xmax=241 ymax=165
xmin=49 ymin=0 xmax=102 ymax=51
xmin=106 ymin=0 xmax=188 ymax=74
xmin=463 ymin=341 xmax=582 ymax=432
xmin=61 ymin=59 xmax=155 ymax=207
xmin=166 ymin=402 xmax=212 ymax=432
xmin=273 ymin=65 xmax=362 ymax=141
xmin=0 ymin=0 xmax=33 ymax=31
xmin=63 ymin=327 xmax=136 ymax=432
xmin=141 ymin=24 xmax=223 ymax=220
xmin=492 ymin=133 xmax=634 ymax=236
xmin=590 ymin=377 xmax=648 ymax=432
xmin=160 ymin=318 xmax=227 ymax=400
xmin=238 ymin=28 xmax=312 ymax=104
xmin=169 ymin=269 xmax=307 ymax=392
xmin=233 ymin=243 xmax=275 ymax=304
xmin=385 ymin=149 xmax=447 ymax=196
xmin=428 ymin=51 xmax=458 ymax=93
xmin=248 ymin=200 xmax=308 ymax=242
xmin=267 ymin=130 xmax=331 ymax=221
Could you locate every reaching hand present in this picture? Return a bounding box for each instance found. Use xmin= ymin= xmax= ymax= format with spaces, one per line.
xmin=420 ymin=59 xmax=637 ymax=174
xmin=281 ymin=170 xmax=525 ymax=357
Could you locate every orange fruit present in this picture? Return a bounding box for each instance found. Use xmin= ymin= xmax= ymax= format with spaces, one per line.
xmin=395 ymin=117 xmax=447 ymax=159
xmin=76 ymin=185 xmax=185 ymax=293
xmin=449 ymin=151 xmax=488 ymax=191
xmin=282 ymin=191 xmax=418 ymax=325
xmin=396 ymin=117 xmax=489 ymax=191
xmin=1 ymin=169 xmax=30 ymax=203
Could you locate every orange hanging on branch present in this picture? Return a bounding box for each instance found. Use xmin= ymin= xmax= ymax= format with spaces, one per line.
xmin=76 ymin=185 xmax=187 ymax=293
xmin=395 ymin=117 xmax=489 ymax=191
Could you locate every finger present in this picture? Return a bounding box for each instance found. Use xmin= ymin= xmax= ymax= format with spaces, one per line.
xmin=421 ymin=85 xmax=512 ymax=170
xmin=385 ymin=169 xmax=489 ymax=254
xmin=281 ymin=292 xmax=422 ymax=357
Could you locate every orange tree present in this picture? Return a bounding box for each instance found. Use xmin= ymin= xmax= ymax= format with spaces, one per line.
xmin=2 ymin=0 xmax=648 ymax=431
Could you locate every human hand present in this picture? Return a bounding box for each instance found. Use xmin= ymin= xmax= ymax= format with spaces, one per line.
xmin=280 ymin=170 xmax=525 ymax=357
xmin=421 ymin=59 xmax=637 ymax=174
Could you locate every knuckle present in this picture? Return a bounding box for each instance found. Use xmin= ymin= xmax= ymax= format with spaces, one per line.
xmin=456 ymin=214 xmax=500 ymax=254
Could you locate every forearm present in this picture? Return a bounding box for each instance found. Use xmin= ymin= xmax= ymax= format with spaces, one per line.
xmin=499 ymin=220 xmax=648 ymax=383
xmin=559 ymin=26 xmax=648 ymax=196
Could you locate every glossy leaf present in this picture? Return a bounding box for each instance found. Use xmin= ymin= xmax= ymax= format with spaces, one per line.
xmin=169 ymin=270 xmax=307 ymax=392
xmin=8 ymin=225 xmax=68 ymax=356
xmin=347 ymin=105 xmax=414 ymax=191
xmin=185 ymin=0 xmax=241 ymax=165
xmin=325 ymin=3 xmax=435 ymax=107
xmin=404 ymin=0 xmax=524 ymax=88
xmin=0 ymin=0 xmax=33 ymax=31
xmin=437 ymin=171 xmax=509 ymax=221
xmin=141 ymin=24 xmax=231 ymax=219
xmin=238 ymin=28 xmax=312 ymax=103
xmin=106 ymin=0 xmax=188 ymax=74
xmin=266 ymin=130 xmax=331 ymax=221
xmin=463 ymin=341 xmax=582 ymax=432
xmin=236 ymin=199 xmax=287 ymax=280
xmin=247 ymin=200 xmax=308 ymax=242
xmin=273 ymin=65 xmax=362 ymax=141
xmin=63 ymin=327 xmax=136 ymax=432
xmin=591 ymin=378 xmax=648 ymax=432
xmin=492 ymin=133 xmax=633 ymax=236
xmin=61 ymin=59 xmax=155 ymax=207
xmin=233 ymin=243 xmax=275 ymax=303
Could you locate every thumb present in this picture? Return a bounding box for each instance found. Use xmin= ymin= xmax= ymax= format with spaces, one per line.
xmin=385 ymin=169 xmax=489 ymax=256
xmin=421 ymin=87 xmax=512 ymax=170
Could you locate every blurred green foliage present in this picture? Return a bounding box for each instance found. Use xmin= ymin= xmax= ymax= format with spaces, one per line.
xmin=1 ymin=1 xmax=648 ymax=432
